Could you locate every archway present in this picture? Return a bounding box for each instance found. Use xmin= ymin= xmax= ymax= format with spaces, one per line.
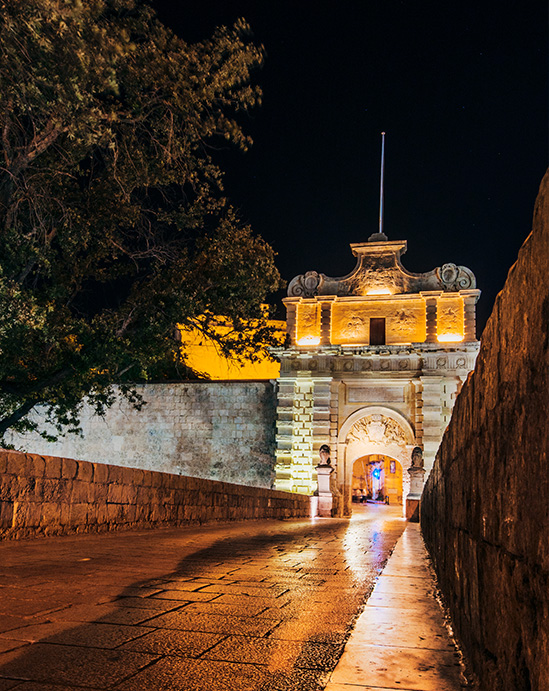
xmin=351 ymin=454 xmax=403 ymax=506
xmin=337 ymin=406 xmax=416 ymax=516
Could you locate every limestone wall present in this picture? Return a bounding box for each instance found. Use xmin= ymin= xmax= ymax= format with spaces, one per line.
xmin=0 ymin=449 xmax=312 ymax=540
xmin=7 ymin=381 xmax=277 ymax=488
xmin=421 ymin=172 xmax=549 ymax=691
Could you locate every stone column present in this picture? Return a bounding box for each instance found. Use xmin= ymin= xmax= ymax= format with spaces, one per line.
xmin=316 ymin=464 xmax=334 ymax=517
xmin=424 ymin=295 xmax=438 ymax=343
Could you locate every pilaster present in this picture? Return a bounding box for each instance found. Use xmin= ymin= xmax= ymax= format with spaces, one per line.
xmin=319 ymin=298 xmax=335 ymax=345
xmin=418 ymin=375 xmax=444 ymax=473
xmin=311 ymin=376 xmax=332 ymax=456
xmin=463 ymin=293 xmax=478 ymax=342
xmin=274 ymin=379 xmax=296 ymax=491
xmin=424 ymin=296 xmax=438 ymax=343
xmin=412 ymin=378 xmax=424 ymax=447
xmin=283 ymin=299 xmax=299 ymax=346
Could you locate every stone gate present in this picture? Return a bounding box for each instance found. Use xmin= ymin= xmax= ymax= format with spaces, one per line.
xmin=272 ymin=231 xmax=480 ymax=514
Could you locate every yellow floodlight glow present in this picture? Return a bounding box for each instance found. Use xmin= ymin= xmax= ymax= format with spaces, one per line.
xmin=437 ymin=333 xmax=464 ymax=342
xmin=366 ymin=288 xmax=392 ymax=295
xmin=297 ymin=335 xmax=321 ymax=346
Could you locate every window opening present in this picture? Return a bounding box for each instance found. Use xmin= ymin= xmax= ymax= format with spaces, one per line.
xmin=370 ymin=317 xmax=386 ymax=345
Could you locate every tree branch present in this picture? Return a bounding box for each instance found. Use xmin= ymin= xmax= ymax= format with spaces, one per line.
xmin=0 ymin=367 xmax=73 ymax=398
xmin=10 ymin=121 xmax=66 ymax=177
xmin=0 ymin=398 xmax=39 ymax=439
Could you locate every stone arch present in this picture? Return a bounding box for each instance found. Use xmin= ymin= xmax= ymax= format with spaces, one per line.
xmin=338 ymin=405 xmax=415 ymax=446
xmin=336 ymin=406 xmax=416 ymax=516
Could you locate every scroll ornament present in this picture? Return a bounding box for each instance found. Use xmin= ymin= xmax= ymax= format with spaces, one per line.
xmin=436 ymin=263 xmax=476 ymax=291
xmin=287 ymin=271 xmax=322 ymax=298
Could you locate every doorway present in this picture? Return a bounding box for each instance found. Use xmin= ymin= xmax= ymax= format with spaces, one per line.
xmin=351 ymin=454 xmax=403 ymax=506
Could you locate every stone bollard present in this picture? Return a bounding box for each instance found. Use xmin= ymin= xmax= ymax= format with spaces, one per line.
xmin=406 ymin=446 xmax=425 ymax=522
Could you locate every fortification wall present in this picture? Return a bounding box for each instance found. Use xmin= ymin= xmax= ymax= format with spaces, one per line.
xmin=421 ymin=172 xmax=549 ymax=691
xmin=7 ymin=381 xmax=277 ymax=488
xmin=0 ymin=449 xmax=311 ymax=540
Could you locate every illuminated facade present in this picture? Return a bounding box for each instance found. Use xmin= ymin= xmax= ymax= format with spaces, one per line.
xmin=272 ymin=232 xmax=480 ymax=514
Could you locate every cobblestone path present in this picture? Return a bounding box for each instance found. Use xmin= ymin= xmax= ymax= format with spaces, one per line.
xmin=0 ymin=504 xmax=406 ymax=690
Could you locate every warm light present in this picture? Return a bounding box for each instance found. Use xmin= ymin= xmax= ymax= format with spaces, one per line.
xmin=178 ymin=319 xmax=285 ymax=379
xmin=366 ymin=288 xmax=392 ymax=295
xmin=437 ymin=333 xmax=464 ymax=342
xmin=297 ymin=336 xmax=321 ymax=346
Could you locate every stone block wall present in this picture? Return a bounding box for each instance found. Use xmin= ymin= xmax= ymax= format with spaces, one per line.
xmin=0 ymin=449 xmax=312 ymax=540
xmin=421 ymin=172 xmax=549 ymax=691
xmin=7 ymin=381 xmax=277 ymax=488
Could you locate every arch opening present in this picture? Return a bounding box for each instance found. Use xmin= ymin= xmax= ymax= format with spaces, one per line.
xmin=351 ymin=454 xmax=403 ymax=507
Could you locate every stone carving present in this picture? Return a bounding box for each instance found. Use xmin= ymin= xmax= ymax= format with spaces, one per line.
xmin=337 ymin=313 xmax=366 ymax=340
xmin=394 ymin=308 xmax=416 ymax=333
xmin=411 ymin=446 xmax=424 ymax=468
xmin=438 ymin=302 xmax=461 ymax=332
xmin=436 ymin=357 xmax=447 ymax=369
xmin=300 ymin=305 xmax=319 ymax=331
xmin=347 ymin=414 xmax=407 ymax=447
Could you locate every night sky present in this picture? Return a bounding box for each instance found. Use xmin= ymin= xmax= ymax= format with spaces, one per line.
xmin=152 ymin=0 xmax=547 ymax=334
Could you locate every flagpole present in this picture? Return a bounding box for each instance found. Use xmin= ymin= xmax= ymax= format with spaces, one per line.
xmin=378 ymin=132 xmax=386 ymax=236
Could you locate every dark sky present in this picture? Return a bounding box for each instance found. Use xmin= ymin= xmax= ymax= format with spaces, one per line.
xmin=152 ymin=0 xmax=547 ymax=334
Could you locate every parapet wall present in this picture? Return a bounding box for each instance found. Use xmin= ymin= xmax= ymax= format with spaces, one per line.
xmin=0 ymin=449 xmax=311 ymax=540
xmin=421 ymin=172 xmax=549 ymax=691
xmin=7 ymin=381 xmax=277 ymax=488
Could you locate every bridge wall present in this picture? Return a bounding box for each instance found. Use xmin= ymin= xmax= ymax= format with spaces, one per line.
xmin=421 ymin=172 xmax=549 ymax=691
xmin=6 ymin=381 xmax=277 ymax=488
xmin=0 ymin=449 xmax=311 ymax=540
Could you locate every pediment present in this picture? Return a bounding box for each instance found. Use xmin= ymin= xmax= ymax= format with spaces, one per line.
xmin=287 ymin=239 xmax=476 ymax=298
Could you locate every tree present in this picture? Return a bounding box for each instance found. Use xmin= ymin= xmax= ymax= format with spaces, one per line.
xmin=0 ymin=0 xmax=283 ymax=443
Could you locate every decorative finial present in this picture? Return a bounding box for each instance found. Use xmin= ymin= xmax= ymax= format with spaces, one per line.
xmin=368 ymin=132 xmax=388 ymax=242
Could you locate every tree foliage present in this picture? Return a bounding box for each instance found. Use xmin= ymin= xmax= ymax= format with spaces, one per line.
xmin=0 ymin=0 xmax=283 ymax=442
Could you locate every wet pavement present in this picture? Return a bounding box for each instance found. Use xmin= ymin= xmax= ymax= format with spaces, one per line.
xmin=325 ymin=523 xmax=468 ymax=691
xmin=0 ymin=505 xmax=469 ymax=690
xmin=0 ymin=505 xmax=407 ymax=690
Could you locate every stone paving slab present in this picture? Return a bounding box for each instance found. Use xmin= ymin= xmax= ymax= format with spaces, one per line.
xmin=0 ymin=643 xmax=158 ymax=688
xmin=0 ymin=505 xmax=407 ymax=690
